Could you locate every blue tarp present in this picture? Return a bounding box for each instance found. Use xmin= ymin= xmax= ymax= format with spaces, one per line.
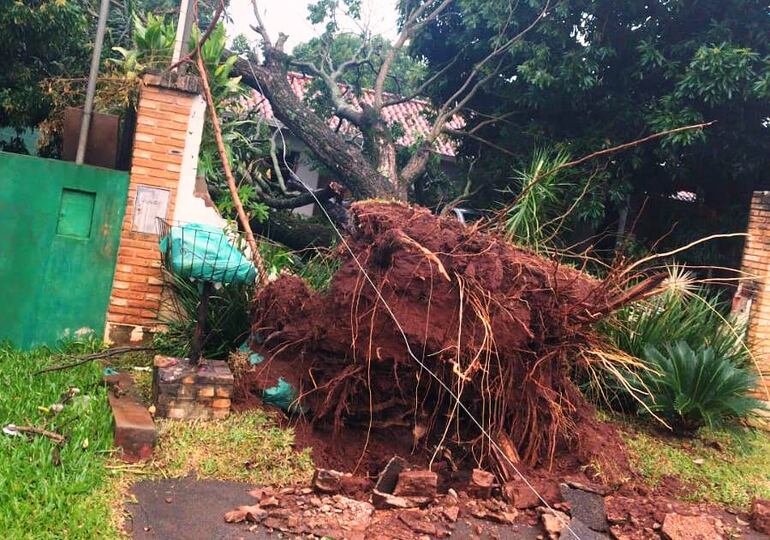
xmin=262 ymin=377 xmax=299 ymax=412
xmin=160 ymin=223 xmax=257 ymax=284
xmin=238 ymin=338 xmax=299 ymax=412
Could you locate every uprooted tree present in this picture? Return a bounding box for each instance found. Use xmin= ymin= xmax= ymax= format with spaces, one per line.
xmin=245 ymin=202 xmax=665 ymax=476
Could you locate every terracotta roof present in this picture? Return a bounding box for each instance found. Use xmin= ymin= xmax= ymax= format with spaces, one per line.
xmin=670 ymin=190 xmax=697 ymax=203
xmin=245 ymin=72 xmax=464 ymax=157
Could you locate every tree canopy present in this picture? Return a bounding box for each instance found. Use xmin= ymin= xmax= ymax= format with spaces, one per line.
xmin=406 ymin=0 xmax=770 ymax=260
xmin=292 ymin=33 xmax=427 ymax=96
xmin=0 ymin=0 xmax=92 ymax=130
xmin=0 ymin=0 xmax=196 ymax=151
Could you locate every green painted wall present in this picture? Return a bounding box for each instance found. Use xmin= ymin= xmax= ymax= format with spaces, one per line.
xmin=0 ymin=152 xmax=129 ymax=348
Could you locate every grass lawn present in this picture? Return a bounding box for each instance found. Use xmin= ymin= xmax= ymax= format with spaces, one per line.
xmin=0 ymin=342 xmax=122 ymax=539
xmin=621 ymin=419 xmax=770 ymax=509
xmin=0 ymin=343 xmax=313 ymax=539
xmin=151 ymin=410 xmax=314 ymax=484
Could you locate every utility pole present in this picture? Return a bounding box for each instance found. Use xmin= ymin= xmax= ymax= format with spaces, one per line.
xmin=76 ymin=0 xmax=110 ymax=165
xmin=171 ymin=0 xmax=196 ymax=66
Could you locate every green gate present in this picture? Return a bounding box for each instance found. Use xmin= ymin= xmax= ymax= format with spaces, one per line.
xmin=0 ymin=152 xmax=129 ymax=348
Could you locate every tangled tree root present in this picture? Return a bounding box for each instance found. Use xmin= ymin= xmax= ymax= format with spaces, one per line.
xmin=249 ymin=202 xmax=662 ymax=475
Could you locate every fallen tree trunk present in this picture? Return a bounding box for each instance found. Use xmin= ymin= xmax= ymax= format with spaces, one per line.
xmin=250 ymin=211 xmax=335 ymax=250
xmin=247 ymin=202 xmax=662 ymax=472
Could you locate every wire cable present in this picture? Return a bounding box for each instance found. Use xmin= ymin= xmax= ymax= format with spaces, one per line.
xmin=240 ymin=42 xmax=580 ymax=539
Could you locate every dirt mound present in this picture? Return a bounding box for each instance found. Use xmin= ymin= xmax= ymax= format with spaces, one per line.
xmin=246 ymin=202 xmax=660 ymax=477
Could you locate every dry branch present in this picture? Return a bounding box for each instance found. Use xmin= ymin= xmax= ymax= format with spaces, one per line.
xmin=8 ymin=425 xmax=66 ymax=444
xmin=34 ymin=346 xmax=154 ymax=375
xmin=196 ymin=43 xmax=268 ymax=285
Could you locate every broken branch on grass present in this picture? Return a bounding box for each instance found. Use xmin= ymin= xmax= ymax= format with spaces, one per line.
xmin=4 ymin=424 xmax=66 ymax=444
xmin=34 ymin=346 xmax=154 ymax=375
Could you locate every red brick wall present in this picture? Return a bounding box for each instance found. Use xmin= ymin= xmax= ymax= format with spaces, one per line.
xmin=740 ymin=191 xmax=770 ymax=397
xmin=106 ymin=78 xmax=197 ymax=333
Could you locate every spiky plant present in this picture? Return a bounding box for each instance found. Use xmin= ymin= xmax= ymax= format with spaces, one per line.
xmin=591 ymin=265 xmax=753 ymax=413
xmin=154 ymin=270 xmax=253 ymax=359
xmin=640 ymin=341 xmax=763 ymax=433
xmin=502 ymin=147 xmax=571 ymax=250
xmin=603 ymin=266 xmax=749 ymax=368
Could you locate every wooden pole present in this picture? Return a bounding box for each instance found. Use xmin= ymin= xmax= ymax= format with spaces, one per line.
xmin=195 ymin=52 xmax=268 ymax=286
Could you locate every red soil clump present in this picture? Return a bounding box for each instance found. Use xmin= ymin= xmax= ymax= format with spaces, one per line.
xmin=241 ymin=201 xmax=660 ymax=481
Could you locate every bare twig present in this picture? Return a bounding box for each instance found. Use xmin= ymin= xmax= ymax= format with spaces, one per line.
xmin=495 ymin=121 xmax=717 ymax=222
xmin=382 ymin=53 xmax=463 ymax=107
xmin=400 ymin=1 xmax=550 ymax=187
xmin=559 ymin=121 xmax=716 ymax=171
xmin=34 ymin=346 xmax=154 ymax=375
xmin=618 ymin=232 xmax=747 ymax=278
xmin=444 ymin=127 xmax=516 ymax=157
xmin=8 ymin=425 xmax=66 ymax=444
xmin=249 ymin=0 xmax=273 ymax=48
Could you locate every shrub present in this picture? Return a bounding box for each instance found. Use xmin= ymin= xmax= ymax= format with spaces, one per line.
xmin=603 ymin=286 xmax=748 ymax=368
xmin=154 ymin=271 xmax=253 ymax=359
xmin=593 ymin=278 xmax=751 ymax=413
xmin=639 ymin=341 xmax=762 ymax=434
xmin=153 ymin=244 xmax=339 ymax=359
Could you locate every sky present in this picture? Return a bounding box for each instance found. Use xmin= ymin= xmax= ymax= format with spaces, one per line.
xmin=226 ymin=0 xmax=400 ymax=53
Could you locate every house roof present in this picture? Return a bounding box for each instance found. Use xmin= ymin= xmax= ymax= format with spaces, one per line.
xmin=245 ymin=72 xmax=464 ymax=158
xmin=670 ymin=190 xmax=697 ymax=203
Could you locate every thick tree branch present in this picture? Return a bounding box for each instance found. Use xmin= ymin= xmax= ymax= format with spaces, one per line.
xmin=250 ymin=211 xmax=335 ymax=250
xmin=232 ymin=53 xmax=396 ymax=199
xmin=249 ymin=0 xmax=272 ymax=48
xmin=289 ymin=59 xmax=364 ymax=125
xmin=261 ymin=185 xmax=335 ymax=209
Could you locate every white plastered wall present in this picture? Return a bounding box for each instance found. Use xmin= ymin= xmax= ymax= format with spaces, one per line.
xmin=172 ymin=95 xmax=227 ymax=228
xmin=292 ymin=153 xmax=321 ymax=217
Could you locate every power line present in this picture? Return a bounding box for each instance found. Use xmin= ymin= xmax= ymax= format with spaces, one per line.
xmin=238 ymin=23 xmax=580 ymax=539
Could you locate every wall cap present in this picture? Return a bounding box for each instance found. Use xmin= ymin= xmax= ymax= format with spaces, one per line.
xmin=142 ymin=70 xmax=201 ymax=95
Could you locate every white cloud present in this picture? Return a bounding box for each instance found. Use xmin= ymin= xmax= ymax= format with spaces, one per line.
xmin=226 ymin=0 xmax=399 ymax=53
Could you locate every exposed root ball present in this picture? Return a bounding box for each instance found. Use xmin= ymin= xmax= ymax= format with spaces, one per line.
xmin=249 ymin=202 xmax=655 ymax=473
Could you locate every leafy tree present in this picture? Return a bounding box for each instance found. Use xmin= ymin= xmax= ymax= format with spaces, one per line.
xmin=0 ymin=0 xmax=92 ymax=130
xmin=406 ymin=0 xmax=770 ymax=261
xmin=292 ymin=34 xmax=427 ymax=96
xmin=0 ymin=0 xmax=202 ymax=153
xmin=232 ymin=0 xmax=553 ymax=209
xmin=639 ymin=341 xmax=762 ymax=433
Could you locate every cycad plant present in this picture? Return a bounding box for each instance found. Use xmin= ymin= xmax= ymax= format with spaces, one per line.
xmin=639 ymin=341 xmax=762 ymax=434
xmin=593 ymin=266 xmax=753 ymax=414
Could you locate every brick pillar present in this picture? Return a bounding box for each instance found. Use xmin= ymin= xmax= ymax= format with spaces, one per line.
xmin=737 ymin=191 xmax=770 ymax=398
xmin=105 ymin=73 xmax=202 ymax=344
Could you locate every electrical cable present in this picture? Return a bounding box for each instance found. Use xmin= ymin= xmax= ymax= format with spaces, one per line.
xmin=240 ymin=35 xmax=580 ymax=540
